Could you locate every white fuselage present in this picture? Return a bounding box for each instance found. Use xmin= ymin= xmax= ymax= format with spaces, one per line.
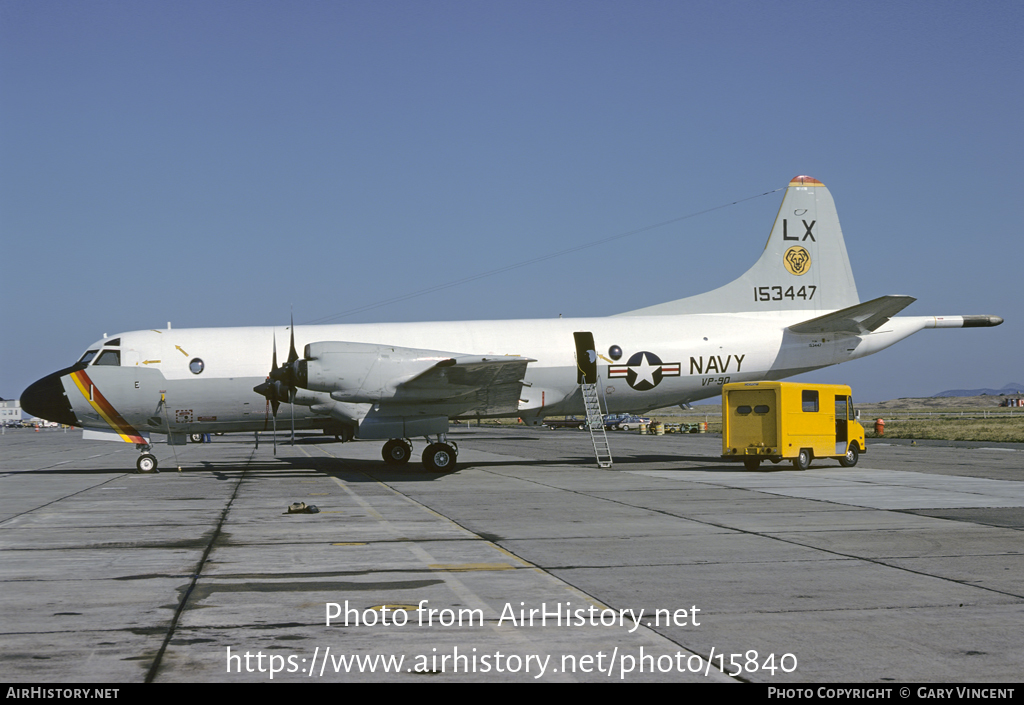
xmin=60 ymin=311 xmax=931 ymax=438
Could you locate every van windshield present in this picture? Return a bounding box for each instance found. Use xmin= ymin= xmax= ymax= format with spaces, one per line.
xmin=835 ymin=395 xmax=854 ymax=421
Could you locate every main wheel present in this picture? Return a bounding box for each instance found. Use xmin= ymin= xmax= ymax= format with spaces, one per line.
xmin=839 ymin=443 xmax=859 ymax=467
xmin=190 ymin=433 xmax=203 ymax=443
xmin=422 ymin=443 xmax=456 ymax=472
xmin=136 ymin=454 xmax=159 ymax=473
xmin=382 ymin=439 xmax=412 ymax=465
xmin=792 ymin=449 xmax=812 ymax=470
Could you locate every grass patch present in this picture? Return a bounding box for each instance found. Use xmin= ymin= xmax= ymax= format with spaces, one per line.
xmin=865 ymin=417 xmax=1024 ymax=443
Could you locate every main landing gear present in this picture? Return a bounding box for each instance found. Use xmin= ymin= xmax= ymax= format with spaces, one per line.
xmin=382 ymin=438 xmax=414 ymax=464
xmin=382 ymin=436 xmax=458 ymax=472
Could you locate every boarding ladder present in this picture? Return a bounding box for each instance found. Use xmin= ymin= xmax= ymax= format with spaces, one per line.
xmin=582 ymin=380 xmax=613 ymax=468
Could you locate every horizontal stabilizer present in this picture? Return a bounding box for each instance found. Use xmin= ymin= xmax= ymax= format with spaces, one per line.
xmin=788 ymin=295 xmax=917 ymax=335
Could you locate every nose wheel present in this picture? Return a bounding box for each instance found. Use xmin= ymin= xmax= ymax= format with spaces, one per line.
xmin=136 ymin=445 xmax=159 ymax=473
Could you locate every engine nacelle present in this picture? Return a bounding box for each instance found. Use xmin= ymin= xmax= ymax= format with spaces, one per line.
xmin=295 ymin=341 xmax=455 ymax=403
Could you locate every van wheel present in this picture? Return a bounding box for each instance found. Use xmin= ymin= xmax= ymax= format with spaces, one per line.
xmin=839 ymin=444 xmax=859 ymax=467
xmin=792 ymin=449 xmax=812 ymax=470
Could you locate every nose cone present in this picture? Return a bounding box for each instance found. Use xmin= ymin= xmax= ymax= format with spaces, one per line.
xmin=21 ymin=367 xmax=80 ymax=427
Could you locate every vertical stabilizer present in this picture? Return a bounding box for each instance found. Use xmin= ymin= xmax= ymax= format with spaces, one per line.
xmin=621 ymin=176 xmax=859 ymax=316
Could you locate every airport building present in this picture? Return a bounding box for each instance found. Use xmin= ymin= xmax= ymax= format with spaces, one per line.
xmin=1 ymin=399 xmax=23 ymax=425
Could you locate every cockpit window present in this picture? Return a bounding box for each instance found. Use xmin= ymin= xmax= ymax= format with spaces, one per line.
xmin=103 ymin=338 xmax=120 ymax=347
xmin=78 ymin=350 xmax=99 ymax=365
xmin=94 ymin=350 xmax=121 ymax=366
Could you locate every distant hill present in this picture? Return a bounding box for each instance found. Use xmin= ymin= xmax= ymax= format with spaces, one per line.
xmin=933 ymin=383 xmax=1024 ymax=397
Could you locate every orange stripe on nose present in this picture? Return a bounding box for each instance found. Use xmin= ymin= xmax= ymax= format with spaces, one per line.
xmin=70 ymin=370 xmax=147 ymax=444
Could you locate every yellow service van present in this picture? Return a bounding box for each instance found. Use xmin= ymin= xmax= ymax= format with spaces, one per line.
xmin=721 ymin=381 xmax=865 ymax=470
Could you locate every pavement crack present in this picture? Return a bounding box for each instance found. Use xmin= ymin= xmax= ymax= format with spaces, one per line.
xmin=143 ymin=447 xmax=252 ymax=682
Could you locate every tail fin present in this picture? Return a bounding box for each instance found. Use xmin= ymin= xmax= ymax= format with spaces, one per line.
xmin=621 ymin=176 xmax=860 ymax=316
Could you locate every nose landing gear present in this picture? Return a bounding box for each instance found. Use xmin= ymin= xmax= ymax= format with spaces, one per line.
xmin=136 ymin=443 xmax=159 ymax=473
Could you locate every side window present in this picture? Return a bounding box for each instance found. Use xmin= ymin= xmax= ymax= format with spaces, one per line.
xmin=94 ymin=350 xmax=121 ymax=366
xmin=835 ymin=395 xmax=850 ymax=420
xmin=802 ymin=390 xmax=819 ymax=412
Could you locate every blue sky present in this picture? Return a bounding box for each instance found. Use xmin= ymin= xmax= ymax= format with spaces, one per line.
xmin=2 ymin=1 xmax=1021 ymax=403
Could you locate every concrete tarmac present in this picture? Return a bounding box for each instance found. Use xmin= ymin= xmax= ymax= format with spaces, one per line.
xmin=2 ymin=426 xmax=1022 ymax=683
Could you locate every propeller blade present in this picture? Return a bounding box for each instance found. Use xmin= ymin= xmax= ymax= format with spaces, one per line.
xmin=288 ymin=312 xmax=299 ymax=365
xmin=272 ymin=333 xmax=278 ymax=455
xmin=254 ymin=332 xmax=287 ymax=419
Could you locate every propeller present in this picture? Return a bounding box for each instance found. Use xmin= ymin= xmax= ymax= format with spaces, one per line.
xmin=253 ymin=336 xmax=282 ymax=453
xmin=253 ymin=314 xmax=301 ymax=450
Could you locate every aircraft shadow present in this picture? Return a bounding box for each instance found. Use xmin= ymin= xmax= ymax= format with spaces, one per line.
xmin=11 ymin=448 xmax=793 ymax=479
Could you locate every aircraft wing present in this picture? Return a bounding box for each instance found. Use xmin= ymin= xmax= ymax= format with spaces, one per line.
xmin=788 ymin=295 xmax=917 ymax=335
xmin=389 ymin=354 xmax=534 ymax=416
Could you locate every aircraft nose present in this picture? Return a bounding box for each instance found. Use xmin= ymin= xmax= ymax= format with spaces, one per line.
xmin=21 ymin=368 xmax=80 ymax=427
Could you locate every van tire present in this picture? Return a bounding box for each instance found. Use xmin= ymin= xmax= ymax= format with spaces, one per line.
xmin=839 ymin=443 xmax=859 ymax=467
xmin=793 ymin=449 xmax=812 ymax=470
